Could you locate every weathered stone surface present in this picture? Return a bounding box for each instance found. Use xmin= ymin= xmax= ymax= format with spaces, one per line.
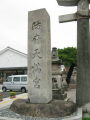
xmin=76 ymin=0 xmax=90 ymax=107
xmin=77 ymin=0 xmax=89 ymax=16
xmin=52 ymin=89 xmax=67 ymax=100
xmin=28 ymin=8 xmax=52 ymax=103
xmin=59 ymin=0 xmax=90 ymax=23
xmin=57 ymin=0 xmax=90 ymax=6
xmin=83 ymin=103 xmax=90 ymax=113
xmin=76 ymin=19 xmax=90 ymax=106
xmin=10 ymin=99 xmax=77 ymax=118
xmin=59 ymin=13 xmax=77 ymax=23
xmin=56 ymin=0 xmax=79 ymax=6
xmin=57 ymin=0 xmax=90 ymax=107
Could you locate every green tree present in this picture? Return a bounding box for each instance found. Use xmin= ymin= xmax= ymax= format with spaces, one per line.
xmin=58 ymin=47 xmax=77 ymax=84
xmin=58 ymin=47 xmax=77 ymax=66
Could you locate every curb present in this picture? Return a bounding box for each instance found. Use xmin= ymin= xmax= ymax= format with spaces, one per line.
xmin=0 ymin=93 xmax=28 ymax=109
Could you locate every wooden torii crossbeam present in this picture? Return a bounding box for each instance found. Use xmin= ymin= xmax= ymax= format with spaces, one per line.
xmin=56 ymin=0 xmax=90 ymax=106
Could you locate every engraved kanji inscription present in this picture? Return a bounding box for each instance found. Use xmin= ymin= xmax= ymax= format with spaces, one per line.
xmin=32 ymin=49 xmax=42 ymax=59
xmin=33 ymin=76 xmax=40 ymax=88
xmin=33 ymin=34 xmax=40 ymax=42
xmin=32 ymin=21 xmax=41 ymax=30
xmin=31 ymin=63 xmax=41 ymax=77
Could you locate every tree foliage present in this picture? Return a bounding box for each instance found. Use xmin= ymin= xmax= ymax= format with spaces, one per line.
xmin=58 ymin=47 xmax=77 ymax=66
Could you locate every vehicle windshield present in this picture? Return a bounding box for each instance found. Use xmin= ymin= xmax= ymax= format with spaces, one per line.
xmin=7 ymin=77 xmax=12 ymax=82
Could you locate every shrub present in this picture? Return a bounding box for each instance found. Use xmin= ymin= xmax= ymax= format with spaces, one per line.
xmin=0 ymin=93 xmax=3 ymax=101
xmin=83 ymin=118 xmax=90 ymax=120
xmin=9 ymin=92 xmax=16 ymax=97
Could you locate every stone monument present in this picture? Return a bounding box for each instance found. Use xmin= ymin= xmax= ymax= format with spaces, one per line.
xmin=52 ymin=47 xmax=67 ymax=100
xmin=56 ymin=0 xmax=90 ymax=106
xmin=52 ymin=47 xmax=62 ymax=90
xmin=28 ymin=8 xmax=52 ymax=103
xmin=10 ymin=8 xmax=77 ymax=118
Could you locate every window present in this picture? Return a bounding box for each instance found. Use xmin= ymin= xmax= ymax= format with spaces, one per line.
xmin=7 ymin=77 xmax=12 ymax=82
xmin=13 ymin=77 xmax=20 ymax=82
xmin=21 ymin=77 xmax=27 ymax=82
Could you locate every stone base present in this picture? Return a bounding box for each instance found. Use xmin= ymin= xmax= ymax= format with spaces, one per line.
xmin=52 ymin=89 xmax=67 ymax=100
xmin=63 ymin=85 xmax=69 ymax=91
xmin=69 ymin=84 xmax=76 ymax=89
xmin=83 ymin=103 xmax=90 ymax=117
xmin=10 ymin=99 xmax=76 ymax=118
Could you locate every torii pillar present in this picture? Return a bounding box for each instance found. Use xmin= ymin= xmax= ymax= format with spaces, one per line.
xmin=56 ymin=0 xmax=90 ymax=106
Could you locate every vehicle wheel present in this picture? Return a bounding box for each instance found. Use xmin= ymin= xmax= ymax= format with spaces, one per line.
xmin=21 ymin=88 xmax=26 ymax=93
xmin=2 ymin=87 xmax=7 ymax=92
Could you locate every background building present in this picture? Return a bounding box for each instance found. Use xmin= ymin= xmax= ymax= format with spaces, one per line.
xmin=0 ymin=46 xmax=67 ymax=85
xmin=0 ymin=47 xmax=27 ymax=83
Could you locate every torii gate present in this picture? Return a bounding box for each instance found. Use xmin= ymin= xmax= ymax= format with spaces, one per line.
xmin=56 ymin=0 xmax=90 ymax=106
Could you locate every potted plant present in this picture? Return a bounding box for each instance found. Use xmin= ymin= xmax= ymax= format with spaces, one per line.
xmin=0 ymin=93 xmax=3 ymax=101
xmin=9 ymin=92 xmax=16 ymax=99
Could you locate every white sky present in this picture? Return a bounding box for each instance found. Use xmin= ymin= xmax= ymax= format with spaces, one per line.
xmin=0 ymin=0 xmax=77 ymax=53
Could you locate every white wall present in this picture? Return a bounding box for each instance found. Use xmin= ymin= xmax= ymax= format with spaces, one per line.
xmin=0 ymin=49 xmax=27 ymax=68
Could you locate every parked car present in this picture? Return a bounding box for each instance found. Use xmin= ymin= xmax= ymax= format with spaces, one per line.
xmin=2 ymin=75 xmax=28 ymax=92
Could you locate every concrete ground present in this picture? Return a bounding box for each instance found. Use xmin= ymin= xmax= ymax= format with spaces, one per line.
xmin=66 ymin=88 xmax=76 ymax=103
xmin=0 ymin=93 xmax=28 ymax=109
xmin=0 ymin=92 xmax=28 ymax=120
xmin=0 ymin=88 xmax=76 ymax=120
xmin=0 ymin=88 xmax=76 ymax=109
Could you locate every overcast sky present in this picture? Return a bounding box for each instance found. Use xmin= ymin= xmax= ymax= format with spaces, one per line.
xmin=0 ymin=0 xmax=77 ymax=53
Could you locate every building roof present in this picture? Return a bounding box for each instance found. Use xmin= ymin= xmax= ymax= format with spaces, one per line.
xmin=0 ymin=46 xmax=27 ymax=69
xmin=0 ymin=46 xmax=27 ymax=57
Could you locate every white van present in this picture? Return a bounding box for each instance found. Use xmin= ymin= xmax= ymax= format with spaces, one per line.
xmin=2 ymin=75 xmax=28 ymax=92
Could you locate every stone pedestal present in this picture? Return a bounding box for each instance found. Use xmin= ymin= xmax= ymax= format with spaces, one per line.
xmin=53 ymin=89 xmax=67 ymax=100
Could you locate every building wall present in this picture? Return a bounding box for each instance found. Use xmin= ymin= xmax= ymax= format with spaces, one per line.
xmin=0 ymin=68 xmax=27 ymax=83
xmin=0 ymin=49 xmax=27 ymax=68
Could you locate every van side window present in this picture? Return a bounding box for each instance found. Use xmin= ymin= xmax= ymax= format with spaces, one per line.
xmin=7 ymin=77 xmax=12 ymax=82
xmin=13 ymin=77 xmax=20 ymax=82
xmin=21 ymin=77 xmax=27 ymax=82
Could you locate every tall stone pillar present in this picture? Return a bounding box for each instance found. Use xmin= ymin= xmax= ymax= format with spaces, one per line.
xmin=76 ymin=0 xmax=90 ymax=106
xmin=56 ymin=0 xmax=90 ymax=106
xmin=28 ymin=8 xmax=52 ymax=103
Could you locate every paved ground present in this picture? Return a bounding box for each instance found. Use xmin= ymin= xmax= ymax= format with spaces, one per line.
xmin=1 ymin=91 xmax=23 ymax=98
xmin=66 ymin=89 xmax=76 ymax=103
xmin=0 ymin=92 xmax=28 ymax=120
xmin=0 ymin=93 xmax=28 ymax=109
xmin=0 ymin=88 xmax=76 ymax=120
